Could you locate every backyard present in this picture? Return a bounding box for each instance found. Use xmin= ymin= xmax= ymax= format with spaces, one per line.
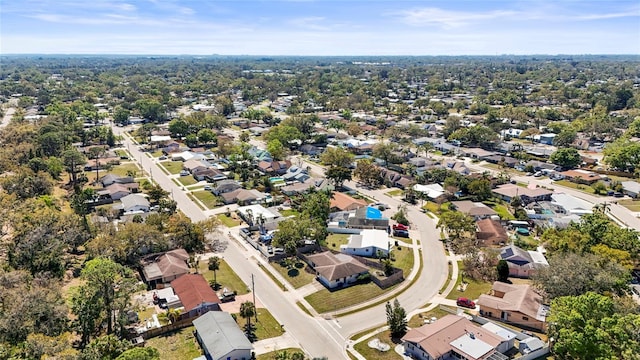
xmin=146 ymin=326 xmax=201 ymax=360
xmin=408 ymin=305 xmax=456 ymax=327
xmin=390 ymin=245 xmax=414 ymax=276
xmin=322 ymin=233 xmax=350 ymax=249
xmin=198 ymin=260 xmax=250 ymax=295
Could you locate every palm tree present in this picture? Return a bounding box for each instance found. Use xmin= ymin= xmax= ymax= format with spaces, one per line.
xmin=419 ymin=142 xmax=434 ymax=160
xmin=208 ymin=256 xmax=221 ymax=290
xmin=240 ymin=301 xmax=256 ymax=331
xmin=158 ymin=308 xmax=182 ymax=324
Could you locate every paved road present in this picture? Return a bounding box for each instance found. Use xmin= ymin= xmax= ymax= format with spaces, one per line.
xmin=1 ymin=99 xmax=17 ymax=128
xmin=114 ymin=126 xmax=348 ymax=359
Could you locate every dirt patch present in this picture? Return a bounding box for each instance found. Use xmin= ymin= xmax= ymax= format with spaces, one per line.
xmin=219 ymin=293 xmax=264 ymax=313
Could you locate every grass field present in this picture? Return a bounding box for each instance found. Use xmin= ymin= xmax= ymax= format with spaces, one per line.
xmin=391 ymin=245 xmax=414 ymax=275
xmin=279 ymin=209 xmax=300 ymax=217
xmin=178 ymin=176 xmax=198 ymax=186
xmin=618 ymin=199 xmax=640 ymax=212
xmin=408 ymin=306 xmax=455 ymax=327
xmin=490 ymin=203 xmax=515 ymax=220
xmin=554 ymin=180 xmax=597 ymax=194
xmin=146 ymin=326 xmax=201 ymax=360
xmin=323 ymin=233 xmax=350 ymax=250
xmin=271 ymin=259 xmax=315 ymax=289
xmin=198 ymin=260 xmax=250 ymax=295
xmin=233 ymin=308 xmax=284 ymax=341
xmin=305 ymin=281 xmax=394 ymax=313
xmin=353 ymin=330 xmax=402 ymax=360
xmin=446 ymin=261 xmax=492 ymax=301
xmin=257 ymin=349 xmax=305 ymax=360
xmin=110 ymin=162 xmax=140 ymax=177
xmin=386 ymin=189 xmax=403 ymax=197
xmin=160 ymin=160 xmax=184 ymax=175
xmin=192 ymin=190 xmax=219 ymax=209
xmin=216 ymin=214 xmax=242 ymax=227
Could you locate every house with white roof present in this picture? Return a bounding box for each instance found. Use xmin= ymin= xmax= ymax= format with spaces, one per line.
xmin=551 ymin=193 xmax=593 ymax=215
xmin=340 ymin=229 xmax=392 ymax=258
xmin=413 ymin=183 xmax=445 ymax=199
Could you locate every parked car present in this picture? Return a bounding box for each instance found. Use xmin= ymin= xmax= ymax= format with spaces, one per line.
xmin=372 ymin=202 xmax=390 ymax=209
xmin=179 ymin=170 xmax=189 ymax=176
xmin=533 ymin=171 xmax=543 ymax=177
xmin=393 ymin=229 xmax=409 ymax=238
xmin=614 ymin=192 xmax=624 ymax=198
xmin=393 ymin=223 xmax=409 ymax=231
xmin=220 ymin=291 xmax=236 ymax=303
xmin=456 ymin=297 xmax=476 ymax=309
xmin=159 ymin=155 xmax=167 ymax=160
xmin=204 ymin=185 xmax=212 ymax=191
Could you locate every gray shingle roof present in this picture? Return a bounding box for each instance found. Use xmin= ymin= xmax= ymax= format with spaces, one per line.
xmin=193 ymin=311 xmax=252 ymax=360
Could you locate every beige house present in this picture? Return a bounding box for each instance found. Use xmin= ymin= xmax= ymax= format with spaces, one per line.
xmin=477 ymin=282 xmax=549 ymax=332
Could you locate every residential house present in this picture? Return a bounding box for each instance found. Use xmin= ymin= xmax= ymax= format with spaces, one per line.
xmin=282 ymin=166 xmax=310 ymax=183
xmin=499 ymin=245 xmax=549 ymax=278
xmin=330 ymin=192 xmax=367 ymax=211
xmin=525 ymin=160 xmax=561 ymax=173
xmin=445 ymin=161 xmax=472 ymax=176
xmin=280 ymin=178 xmax=333 ymax=196
xmin=559 ymin=169 xmax=602 ymax=185
xmin=395 ymin=176 xmax=414 ymax=189
xmin=193 ymin=167 xmax=226 ymax=182
xmin=115 ymin=194 xmax=150 ymax=213
xmin=100 ymin=174 xmax=135 ymax=187
xmin=183 ymin=159 xmax=210 ymax=173
xmin=550 ymin=193 xmax=593 ymax=215
xmin=141 ymin=249 xmax=190 ymax=288
xmin=484 ymin=155 xmax=519 ymax=168
xmin=161 ymin=141 xmax=181 ymax=154
xmin=248 ymin=147 xmax=272 ymax=163
xmin=84 ymin=157 xmax=120 ymax=171
xmin=193 ymin=311 xmax=253 ymax=360
xmin=402 ymin=314 xmax=512 ymax=360
xmin=211 ymin=180 xmax=242 ymax=195
xmin=413 ymin=183 xmax=446 ymax=200
xmin=171 ymin=274 xmax=221 ymax=318
xmin=299 ymin=144 xmax=322 ymax=156
xmin=476 ymin=219 xmax=508 ymax=246
xmin=492 ymin=184 xmax=553 ymax=204
xmin=346 ymin=206 xmax=389 ymax=230
xmin=257 ymin=160 xmax=291 ymax=175
xmin=305 ymin=251 xmax=369 ymax=289
xmin=221 ymin=189 xmax=266 ymax=205
xmin=451 ymin=201 xmax=498 ymax=220
xmin=340 ymin=229 xmax=391 ymax=258
xmin=478 ymin=282 xmax=549 ymax=332
xmin=97 ymin=183 xmax=132 ymax=201
xmin=535 ymin=133 xmax=556 ymax=145
xmin=621 ymin=181 xmax=640 ymax=198
xmin=236 ymin=204 xmax=280 ymax=225
xmin=462 ymin=147 xmax=496 ymax=160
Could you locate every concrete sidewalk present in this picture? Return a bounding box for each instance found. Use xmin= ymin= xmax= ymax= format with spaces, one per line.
xmin=252 ymin=332 xmax=300 ymax=355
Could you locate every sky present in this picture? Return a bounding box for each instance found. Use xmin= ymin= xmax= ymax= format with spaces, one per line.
xmin=1 ymin=0 xmax=639 ymax=55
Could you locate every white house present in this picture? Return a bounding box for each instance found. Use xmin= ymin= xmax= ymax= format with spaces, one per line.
xmin=413 ymin=183 xmax=445 ymax=199
xmin=341 ymin=229 xmax=391 ymax=258
xmin=193 ymin=311 xmax=253 ymax=360
xmin=115 ymin=194 xmax=150 ymax=213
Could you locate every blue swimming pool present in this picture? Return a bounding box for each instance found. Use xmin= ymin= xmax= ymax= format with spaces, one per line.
xmin=269 ymin=177 xmax=285 ymax=183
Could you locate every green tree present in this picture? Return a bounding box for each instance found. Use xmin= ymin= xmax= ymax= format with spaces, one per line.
xmin=208 ymin=256 xmax=221 ymax=290
xmin=437 ymin=211 xmax=476 ymax=253
xmin=325 ymin=165 xmax=352 ymax=188
xmin=147 ymin=183 xmax=169 ymax=204
xmin=299 ymin=191 xmax=330 ymax=224
xmin=603 ymin=137 xmax=640 ymax=173
xmin=115 ymin=347 xmax=160 ymax=360
xmin=467 ymin=179 xmax=492 ymax=201
xmin=320 ymin=147 xmax=354 ymax=168
xmin=497 ymin=260 xmax=509 ymax=282
xmin=550 ymin=147 xmax=581 ymax=169
xmin=372 ymin=142 xmax=396 ymax=167
xmin=112 ymin=106 xmax=130 ymax=125
xmin=385 ymin=299 xmax=407 ymax=338
xmin=553 ymin=129 xmax=577 ymax=147
xmin=239 ymin=301 xmax=256 ymax=334
xmin=267 ymin=139 xmax=287 ymax=160
xmin=353 ymin=159 xmax=382 ymax=188
xmin=197 ymin=128 xmax=216 ymax=145
xmin=62 ymin=148 xmax=87 ymax=187
xmin=548 ymin=292 xmax=640 ymax=360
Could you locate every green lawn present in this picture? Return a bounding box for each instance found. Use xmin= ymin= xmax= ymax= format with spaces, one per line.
xmin=386 ymin=189 xmax=403 ymax=197
xmin=554 ymin=180 xmax=597 ymax=194
xmin=446 ymin=261 xmax=492 ymax=301
xmin=178 ymin=176 xmax=198 ymax=186
xmin=271 ymin=259 xmax=315 ymax=289
xmin=216 ymin=214 xmax=242 ymax=227
xmin=619 ymin=199 xmax=640 ymax=212
xmin=234 ymin=308 xmax=284 ymax=341
xmin=390 ymin=245 xmax=414 ymax=276
xmin=305 ymin=281 xmax=393 ymax=314
xmin=160 ymin=160 xmax=184 ymax=175
xmin=110 ymin=162 xmax=140 ymax=177
xmin=257 ymin=349 xmax=305 ymax=360
xmin=408 ymin=305 xmax=455 ymax=327
xmin=151 ymin=150 xmax=164 ymax=158
xmin=198 ymin=260 xmax=250 ymax=295
xmin=353 ymin=330 xmax=402 ymax=360
xmin=279 ymin=209 xmax=300 ymax=217
xmin=323 ymin=233 xmax=350 ymax=250
xmin=490 ymin=203 xmax=515 ymax=220
xmin=192 ymin=190 xmax=219 ymax=209
xmin=145 ymin=326 xmax=201 ymax=360
xmin=114 ymin=149 xmax=129 ymax=158
xmin=137 ymin=307 xmax=156 ymax=323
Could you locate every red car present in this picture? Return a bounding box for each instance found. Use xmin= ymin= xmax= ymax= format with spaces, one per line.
xmin=393 ymin=223 xmax=409 ymax=231
xmin=456 ymin=297 xmax=476 ymax=309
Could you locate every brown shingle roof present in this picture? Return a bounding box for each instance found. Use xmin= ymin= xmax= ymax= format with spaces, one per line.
xmin=306 ymin=252 xmax=368 ymax=281
xmin=330 ymin=192 xmax=367 ymax=211
xmin=478 ymin=282 xmax=547 ymax=322
xmin=476 ymin=219 xmax=508 ymax=246
xmin=171 ymin=274 xmax=220 ymax=312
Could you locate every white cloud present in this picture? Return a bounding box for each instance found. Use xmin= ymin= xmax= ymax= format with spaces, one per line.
xmin=288 ymin=16 xmax=330 ymax=31
xmin=391 ymin=7 xmax=519 ymax=28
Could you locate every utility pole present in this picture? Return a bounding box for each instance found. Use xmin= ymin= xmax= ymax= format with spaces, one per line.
xmin=252 ymin=274 xmax=257 ymax=323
